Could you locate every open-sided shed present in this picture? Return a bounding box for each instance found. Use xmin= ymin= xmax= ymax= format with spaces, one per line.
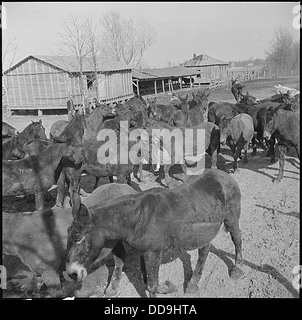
xmin=132 ymin=66 xmax=200 ymax=96
xmin=2 ymin=55 xmax=133 ymax=115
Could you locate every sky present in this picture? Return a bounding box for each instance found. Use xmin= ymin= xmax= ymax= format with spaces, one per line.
xmin=2 ymin=2 xmax=300 ymax=70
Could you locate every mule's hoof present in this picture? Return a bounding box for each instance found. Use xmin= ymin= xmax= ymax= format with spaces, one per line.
xmin=230 ymin=266 xmax=243 ymax=279
xmin=185 ymin=282 xmax=199 ymax=294
xmin=105 ymin=287 xmax=118 ymax=297
xmin=270 ymin=158 xmax=277 ymax=164
xmin=55 ymin=202 xmax=63 ymax=208
xmin=157 ymin=281 xmax=178 ymax=294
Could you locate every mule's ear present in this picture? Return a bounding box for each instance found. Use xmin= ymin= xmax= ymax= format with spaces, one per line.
xmin=71 ymin=188 xmax=81 ymax=219
xmin=39 ymin=119 xmax=42 ymax=124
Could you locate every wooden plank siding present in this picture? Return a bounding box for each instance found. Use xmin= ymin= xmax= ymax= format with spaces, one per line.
xmin=3 ymin=58 xmax=74 ymax=110
xmin=3 ymin=56 xmax=134 ymax=111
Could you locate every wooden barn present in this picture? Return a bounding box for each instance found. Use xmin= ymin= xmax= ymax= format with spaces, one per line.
xmin=182 ymin=54 xmax=229 ymax=88
xmin=2 ymin=55 xmax=133 ymax=115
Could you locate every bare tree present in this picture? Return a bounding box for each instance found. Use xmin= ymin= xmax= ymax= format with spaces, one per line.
xmin=265 ymin=27 xmax=294 ymax=76
xmin=100 ymin=11 xmax=157 ymax=68
xmin=58 ymin=15 xmax=92 ymax=110
xmin=85 ymin=19 xmax=102 ymax=100
xmin=2 ymin=37 xmax=19 ymax=110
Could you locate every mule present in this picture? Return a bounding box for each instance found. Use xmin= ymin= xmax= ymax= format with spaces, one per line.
xmin=263 ymin=106 xmax=300 ymax=183
xmin=208 ymin=102 xmax=238 ymax=126
xmin=50 ymin=120 xmax=69 ymax=141
xmin=2 ymin=142 xmax=84 ymax=211
xmin=2 ymin=120 xmax=47 ymax=160
xmin=143 ymin=118 xmax=220 ymax=187
xmin=231 ymin=77 xmax=245 ymax=103
xmin=65 ymin=169 xmax=243 ymax=297
xmin=3 ymin=183 xmax=137 ymax=297
xmin=147 ymin=97 xmax=180 ymax=123
xmin=2 ymin=121 xmax=17 ymax=144
xmin=169 ymin=91 xmax=209 ymax=127
xmin=219 ymin=113 xmax=254 ymax=171
xmin=55 ymin=132 xmax=144 ymax=206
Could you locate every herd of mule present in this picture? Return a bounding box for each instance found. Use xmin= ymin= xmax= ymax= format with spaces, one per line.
xmin=2 ymin=82 xmax=300 ymax=298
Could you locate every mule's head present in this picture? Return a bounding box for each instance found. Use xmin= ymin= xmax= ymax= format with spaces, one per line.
xmin=219 ymin=117 xmax=233 ymax=145
xmin=240 ymin=92 xmax=260 ymax=105
xmin=63 ymin=143 xmax=86 ymax=165
xmin=66 ymin=191 xmax=106 ymax=282
xmin=29 ymin=120 xmax=47 ymax=140
xmin=263 ymin=106 xmax=279 ymax=140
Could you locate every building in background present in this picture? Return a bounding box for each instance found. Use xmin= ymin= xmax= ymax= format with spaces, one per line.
xmin=182 ymin=54 xmax=229 ymax=88
xmin=2 ymin=55 xmax=133 ymax=115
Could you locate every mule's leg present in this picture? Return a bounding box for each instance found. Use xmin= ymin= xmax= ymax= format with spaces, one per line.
xmin=251 ymin=136 xmax=257 ymax=155
xmin=105 ymin=241 xmax=126 ymax=296
xmin=108 ymin=176 xmax=114 ymax=183
xmin=56 ymin=169 xmax=66 ymax=207
xmin=185 ymin=244 xmax=211 ymax=295
xmin=266 ymin=135 xmax=276 ymax=163
xmin=164 ymin=165 xmax=171 ymax=187
xmin=243 ymin=142 xmax=249 ymax=164
xmin=143 ymin=251 xmax=162 ymax=298
xmin=133 ymin=163 xmax=141 ymax=182
xmin=274 ymin=145 xmax=286 ymax=183
xmin=35 ymin=191 xmax=44 ymax=211
xmin=93 ymin=177 xmax=100 ymax=190
xmin=224 ymin=220 xmax=243 ymax=279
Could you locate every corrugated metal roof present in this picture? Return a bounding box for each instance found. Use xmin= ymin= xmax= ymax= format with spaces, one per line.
xmin=132 ymin=66 xmax=200 ymax=80
xmin=182 ymin=54 xmax=229 ymax=67
xmin=4 ymin=55 xmax=132 ymax=74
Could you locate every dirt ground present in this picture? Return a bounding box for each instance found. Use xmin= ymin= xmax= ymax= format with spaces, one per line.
xmin=2 ymin=76 xmax=300 ymax=299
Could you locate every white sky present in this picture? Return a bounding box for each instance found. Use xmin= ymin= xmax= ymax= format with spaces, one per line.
xmin=2 ymin=2 xmax=300 ymax=69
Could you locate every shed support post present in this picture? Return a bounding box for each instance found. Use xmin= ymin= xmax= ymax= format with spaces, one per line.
xmin=137 ymin=81 xmax=140 ymax=96
xmin=162 ymin=79 xmax=165 ymax=93
xmin=179 ymin=77 xmax=182 ymax=90
xmin=154 ymin=80 xmax=157 ymax=96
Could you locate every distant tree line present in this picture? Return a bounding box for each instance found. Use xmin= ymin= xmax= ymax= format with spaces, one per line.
xmin=229 ymin=27 xmax=299 ymax=77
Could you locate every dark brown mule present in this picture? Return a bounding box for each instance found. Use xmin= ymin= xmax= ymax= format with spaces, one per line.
xmin=2 ymin=120 xmax=47 ymax=160
xmin=3 ymin=183 xmax=137 ymax=297
xmin=263 ymin=106 xmax=300 ymax=183
xmin=231 ymin=77 xmax=245 ymax=103
xmin=66 ymin=169 xmax=243 ymax=297
xmin=219 ymin=113 xmax=254 ymax=171
xmin=147 ymin=97 xmax=181 ymax=123
xmin=2 ymin=142 xmax=84 ymax=211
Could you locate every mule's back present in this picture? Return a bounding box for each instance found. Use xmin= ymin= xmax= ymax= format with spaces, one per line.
xmin=231 ymin=113 xmax=254 ymax=142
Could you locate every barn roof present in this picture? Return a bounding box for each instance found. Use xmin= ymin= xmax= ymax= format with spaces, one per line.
xmin=182 ymin=54 xmax=229 ymax=67
xmin=4 ymin=55 xmax=132 ymax=74
xmin=132 ymin=66 xmax=200 ymax=81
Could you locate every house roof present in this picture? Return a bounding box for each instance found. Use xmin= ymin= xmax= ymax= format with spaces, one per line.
xmin=4 ymin=55 xmax=132 ymax=74
xmin=182 ymin=54 xmax=229 ymax=67
xmin=132 ymin=66 xmax=200 ymax=81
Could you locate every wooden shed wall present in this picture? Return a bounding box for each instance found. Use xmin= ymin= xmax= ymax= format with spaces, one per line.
xmin=97 ymin=69 xmax=133 ymax=103
xmin=3 ymin=57 xmax=82 ymax=110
